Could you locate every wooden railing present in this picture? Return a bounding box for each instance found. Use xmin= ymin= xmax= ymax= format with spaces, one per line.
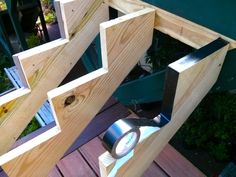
xmin=0 ymin=0 xmax=235 ymax=176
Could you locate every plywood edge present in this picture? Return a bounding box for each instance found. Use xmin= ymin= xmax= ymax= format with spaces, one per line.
xmin=54 ymin=0 xmax=69 ymax=39
xmin=12 ymin=55 xmax=29 ymax=89
xmin=99 ymin=25 xmax=108 ymax=70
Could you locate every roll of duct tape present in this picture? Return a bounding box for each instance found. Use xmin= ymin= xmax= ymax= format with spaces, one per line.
xmin=102 ymin=116 xmax=168 ymax=159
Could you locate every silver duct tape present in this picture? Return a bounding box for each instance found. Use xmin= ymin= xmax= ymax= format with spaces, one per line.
xmin=102 ymin=117 xmax=162 ymax=159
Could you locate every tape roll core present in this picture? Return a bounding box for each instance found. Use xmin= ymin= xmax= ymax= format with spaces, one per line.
xmin=103 ymin=119 xmax=140 ymax=159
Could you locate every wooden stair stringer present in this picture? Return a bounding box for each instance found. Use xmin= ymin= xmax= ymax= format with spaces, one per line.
xmin=2 ymin=8 xmax=155 ymax=177
xmin=0 ymin=0 xmax=108 ymax=159
xmin=99 ymin=39 xmax=229 ymax=177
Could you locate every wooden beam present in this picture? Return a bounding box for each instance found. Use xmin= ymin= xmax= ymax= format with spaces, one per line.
xmin=99 ymin=39 xmax=229 ymax=177
xmin=104 ymin=0 xmax=236 ymax=50
xmin=2 ymin=8 xmax=155 ymax=177
xmin=0 ymin=0 xmax=107 ymax=155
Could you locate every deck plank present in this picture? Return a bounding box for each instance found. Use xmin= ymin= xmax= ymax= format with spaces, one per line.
xmin=155 ymin=144 xmax=205 ymax=177
xmin=57 ymin=151 xmax=96 ymax=177
xmin=142 ymin=163 xmax=168 ymax=177
xmin=79 ymin=137 xmax=106 ymax=175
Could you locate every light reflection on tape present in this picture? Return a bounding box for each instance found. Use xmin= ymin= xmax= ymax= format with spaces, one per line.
xmin=102 ymin=115 xmax=168 ymax=159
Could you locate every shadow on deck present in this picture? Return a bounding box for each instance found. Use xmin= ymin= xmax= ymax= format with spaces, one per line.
xmin=0 ymin=97 xmax=205 ymax=177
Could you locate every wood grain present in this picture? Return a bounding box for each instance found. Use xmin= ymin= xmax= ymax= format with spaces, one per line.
xmin=59 ymin=0 xmax=104 ymax=39
xmin=99 ymin=39 xmax=229 ymax=177
xmin=2 ymin=8 xmax=155 ymax=177
xmin=0 ymin=0 xmax=108 ymax=156
xmin=104 ymin=0 xmax=236 ymax=50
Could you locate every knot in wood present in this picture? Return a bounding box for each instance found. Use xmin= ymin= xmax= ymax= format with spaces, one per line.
xmin=64 ymin=95 xmax=76 ymax=107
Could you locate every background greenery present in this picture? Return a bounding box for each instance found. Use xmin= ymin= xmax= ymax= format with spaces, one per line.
xmin=0 ymin=54 xmax=12 ymax=93
xmin=41 ymin=0 xmax=56 ymax=24
xmin=178 ymin=92 xmax=236 ymax=161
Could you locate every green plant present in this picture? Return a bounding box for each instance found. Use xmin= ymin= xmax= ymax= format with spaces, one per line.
xmin=0 ymin=54 xmax=13 ymax=93
xmin=26 ymin=34 xmax=41 ymax=48
xmin=19 ymin=117 xmax=41 ymax=139
xmin=44 ymin=10 xmax=56 ymax=24
xmin=178 ymin=92 xmax=236 ymax=161
xmin=0 ymin=0 xmax=6 ymax=10
xmin=40 ymin=0 xmax=56 ymax=24
xmin=0 ymin=70 xmax=12 ymax=93
xmin=0 ymin=53 xmax=11 ymax=69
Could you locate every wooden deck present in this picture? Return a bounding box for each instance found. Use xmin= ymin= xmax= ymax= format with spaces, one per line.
xmin=0 ymin=98 xmax=205 ymax=177
xmin=48 ymin=138 xmax=205 ymax=177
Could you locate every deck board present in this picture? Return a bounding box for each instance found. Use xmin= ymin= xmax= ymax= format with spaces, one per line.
xmin=57 ymin=151 xmax=97 ymax=177
xmin=142 ymin=163 xmax=168 ymax=177
xmin=79 ymin=137 xmax=105 ymax=176
xmin=155 ymin=144 xmax=205 ymax=177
